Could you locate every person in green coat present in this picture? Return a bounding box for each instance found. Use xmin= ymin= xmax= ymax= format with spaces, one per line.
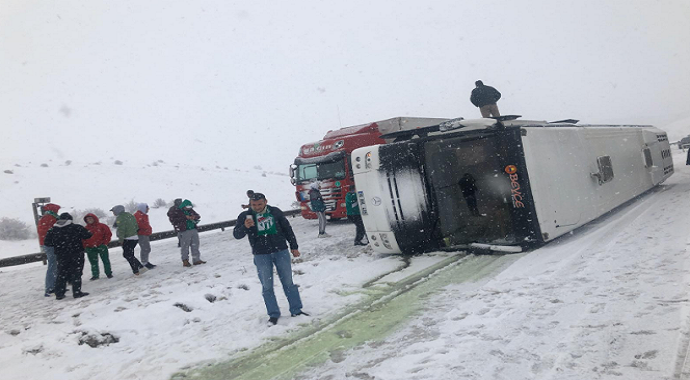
xmin=345 ymin=186 xmax=367 ymax=246
xmin=110 ymin=205 xmax=145 ymax=275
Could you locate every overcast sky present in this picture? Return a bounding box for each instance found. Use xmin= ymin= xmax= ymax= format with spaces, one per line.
xmin=1 ymin=0 xmax=689 ymax=171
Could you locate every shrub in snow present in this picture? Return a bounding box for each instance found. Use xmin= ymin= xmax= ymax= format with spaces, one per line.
xmin=124 ymin=199 xmax=138 ymax=213
xmin=253 ymin=165 xmax=262 ymax=170
xmin=4 ymin=170 xmax=13 ymax=174
xmin=0 ymin=218 xmax=33 ymax=240
xmin=262 ymin=172 xmax=267 ymax=177
xmin=173 ymin=303 xmax=193 ymax=312
xmin=152 ymin=198 xmax=167 ymax=208
xmin=65 ymin=160 xmax=72 ymax=166
xmin=77 ymin=331 xmax=119 ymax=348
xmin=114 ymin=160 xmax=123 ymax=165
xmin=152 ymin=161 xmax=158 ymax=166
xmin=40 ymin=163 xmax=48 ymax=167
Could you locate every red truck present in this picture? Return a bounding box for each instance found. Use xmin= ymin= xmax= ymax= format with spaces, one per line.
xmin=290 ymin=116 xmax=447 ymax=220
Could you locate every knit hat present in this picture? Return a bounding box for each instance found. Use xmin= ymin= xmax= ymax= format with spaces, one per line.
xmin=58 ymin=212 xmax=73 ymax=220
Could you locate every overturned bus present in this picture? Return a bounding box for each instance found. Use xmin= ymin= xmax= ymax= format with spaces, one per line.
xmin=351 ymin=116 xmax=674 ymax=254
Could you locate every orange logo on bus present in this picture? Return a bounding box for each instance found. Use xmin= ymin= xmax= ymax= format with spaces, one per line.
xmin=505 ymin=165 xmax=525 ymax=208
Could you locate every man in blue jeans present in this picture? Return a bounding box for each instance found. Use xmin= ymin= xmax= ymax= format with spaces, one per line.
xmin=233 ymin=192 xmax=308 ymax=325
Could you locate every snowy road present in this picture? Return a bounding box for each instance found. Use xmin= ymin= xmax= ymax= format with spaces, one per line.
xmin=1 ymin=151 xmax=689 ymax=380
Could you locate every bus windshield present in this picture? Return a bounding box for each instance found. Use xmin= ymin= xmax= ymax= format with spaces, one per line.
xmin=295 ymin=159 xmax=346 ymax=183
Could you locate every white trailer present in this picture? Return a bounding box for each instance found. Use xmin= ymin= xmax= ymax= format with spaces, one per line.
xmin=351 ymin=117 xmax=674 ymax=254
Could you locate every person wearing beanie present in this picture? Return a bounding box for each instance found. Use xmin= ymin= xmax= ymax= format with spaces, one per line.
xmin=37 ymin=203 xmax=61 ymax=296
xmin=111 ymin=205 xmax=146 ymax=275
xmin=43 ymin=213 xmax=92 ymax=299
xmin=83 ymin=213 xmax=113 ymax=280
xmin=470 ymin=80 xmax=502 ymax=118
xmin=167 ymin=199 xmax=205 ymax=267
xmin=134 ymin=203 xmax=156 ymax=269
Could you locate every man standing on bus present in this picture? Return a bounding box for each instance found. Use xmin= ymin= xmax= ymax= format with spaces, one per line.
xmin=470 ymin=80 xmax=501 ymax=118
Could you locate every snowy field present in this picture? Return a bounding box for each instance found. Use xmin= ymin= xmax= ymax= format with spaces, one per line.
xmin=0 ymin=149 xmax=689 ymax=380
xmin=0 ymin=159 xmax=296 ymax=259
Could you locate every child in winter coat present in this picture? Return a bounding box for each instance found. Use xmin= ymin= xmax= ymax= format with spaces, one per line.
xmin=38 ymin=203 xmax=61 ymax=296
xmin=110 ymin=205 xmax=146 ymax=275
xmin=134 ymin=203 xmax=156 ymax=269
xmin=83 ymin=213 xmax=113 ymax=280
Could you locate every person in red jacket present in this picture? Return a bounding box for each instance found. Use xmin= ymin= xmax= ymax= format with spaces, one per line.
xmin=37 ymin=203 xmax=61 ymax=296
xmin=83 ymin=213 xmax=113 ymax=280
xmin=135 ymin=203 xmax=156 ymax=269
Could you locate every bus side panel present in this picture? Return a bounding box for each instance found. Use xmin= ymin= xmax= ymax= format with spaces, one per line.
xmin=522 ymin=126 xmax=667 ymax=242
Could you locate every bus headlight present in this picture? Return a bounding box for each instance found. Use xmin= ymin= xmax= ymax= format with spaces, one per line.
xmin=380 ymin=233 xmax=393 ymax=250
xmin=365 ymin=152 xmax=373 ymax=169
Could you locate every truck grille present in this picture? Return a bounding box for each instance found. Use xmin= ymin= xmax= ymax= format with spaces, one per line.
xmin=321 ymin=187 xmax=343 ymax=212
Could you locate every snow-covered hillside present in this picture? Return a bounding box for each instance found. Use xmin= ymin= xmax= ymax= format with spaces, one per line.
xmin=1 ymin=149 xmax=689 ymax=380
xmin=0 ymin=158 xmax=296 ymax=259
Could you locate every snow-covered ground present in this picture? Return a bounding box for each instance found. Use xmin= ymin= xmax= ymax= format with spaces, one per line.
xmin=1 ymin=150 xmax=690 ymax=380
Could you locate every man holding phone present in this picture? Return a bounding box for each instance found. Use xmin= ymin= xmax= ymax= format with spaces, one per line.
xmin=233 ymin=192 xmax=308 ymax=325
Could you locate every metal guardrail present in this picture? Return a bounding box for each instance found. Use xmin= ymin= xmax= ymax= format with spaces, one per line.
xmin=0 ymin=209 xmax=302 ymax=268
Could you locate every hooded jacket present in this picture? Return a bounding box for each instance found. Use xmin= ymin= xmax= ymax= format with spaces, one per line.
xmin=233 ymin=205 xmax=298 ymax=255
xmin=82 ymin=213 xmax=113 ymax=248
xmin=134 ymin=203 xmax=152 ymax=236
xmin=114 ymin=211 xmax=139 ymax=241
xmin=168 ymin=199 xmax=200 ymax=232
xmin=37 ymin=203 xmax=61 ymax=245
xmin=44 ymin=214 xmax=92 ymax=258
xmin=308 ymin=185 xmax=326 ymax=213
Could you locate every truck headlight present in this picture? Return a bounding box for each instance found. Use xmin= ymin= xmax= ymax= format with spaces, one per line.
xmin=365 ymin=152 xmax=373 ymax=169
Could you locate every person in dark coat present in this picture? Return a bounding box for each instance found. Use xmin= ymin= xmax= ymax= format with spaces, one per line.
xmin=458 ymin=173 xmax=481 ymax=217
xmin=309 ymin=182 xmax=329 ymax=237
xmin=686 ymin=148 xmax=690 ymax=165
xmin=233 ymin=192 xmax=308 ymax=325
xmin=167 ymin=198 xmax=183 ymax=247
xmin=470 ymin=80 xmax=501 ymax=118
xmin=44 ymin=213 xmax=92 ymax=300
xmin=168 ymin=199 xmax=205 ymax=267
